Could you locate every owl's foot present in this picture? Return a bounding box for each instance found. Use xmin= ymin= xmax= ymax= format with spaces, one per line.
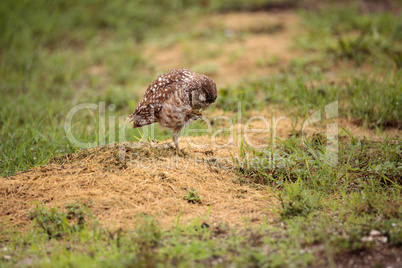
xmin=176 ymin=148 xmax=187 ymax=156
xmin=167 ymin=143 xmax=187 ymax=155
xmin=167 ymin=143 xmax=174 ymax=149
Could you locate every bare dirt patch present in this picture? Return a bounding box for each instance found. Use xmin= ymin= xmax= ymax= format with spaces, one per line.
xmin=0 ymin=137 xmax=276 ymax=229
xmin=315 ymin=246 xmax=402 ymax=268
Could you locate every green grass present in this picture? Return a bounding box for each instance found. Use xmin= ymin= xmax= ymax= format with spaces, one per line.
xmin=1 ymin=0 xmax=401 ymax=267
xmin=232 ymin=134 xmax=401 ymax=191
xmin=218 ymin=73 xmax=401 ymax=128
xmin=296 ymin=3 xmax=402 ymax=67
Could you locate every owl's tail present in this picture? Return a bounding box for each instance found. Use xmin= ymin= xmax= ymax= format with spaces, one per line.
xmin=126 ymin=114 xmax=135 ymax=121
xmin=126 ymin=114 xmax=154 ymax=128
xmin=126 ymin=114 xmax=140 ymax=128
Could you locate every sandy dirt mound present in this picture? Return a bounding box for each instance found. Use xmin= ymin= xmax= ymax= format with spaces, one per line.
xmin=0 ymin=137 xmax=276 ymax=229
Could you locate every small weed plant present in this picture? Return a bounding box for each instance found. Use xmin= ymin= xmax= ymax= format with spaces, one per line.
xmin=28 ymin=203 xmax=93 ymax=238
xmin=185 ymin=188 xmax=202 ymax=204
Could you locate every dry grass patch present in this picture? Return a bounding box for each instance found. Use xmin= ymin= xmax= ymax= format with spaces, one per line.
xmin=0 ymin=137 xmax=276 ymax=230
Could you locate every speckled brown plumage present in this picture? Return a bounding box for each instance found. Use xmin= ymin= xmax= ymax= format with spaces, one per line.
xmin=128 ymin=68 xmax=217 ymax=149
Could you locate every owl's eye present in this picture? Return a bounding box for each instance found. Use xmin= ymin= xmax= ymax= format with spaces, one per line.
xmin=199 ymin=94 xmax=206 ymax=101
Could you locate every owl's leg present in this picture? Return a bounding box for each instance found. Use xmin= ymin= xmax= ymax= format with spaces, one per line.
xmin=172 ymin=131 xmax=179 ymax=150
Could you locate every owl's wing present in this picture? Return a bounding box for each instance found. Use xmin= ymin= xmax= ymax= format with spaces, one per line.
xmin=129 ymin=69 xmax=192 ymax=128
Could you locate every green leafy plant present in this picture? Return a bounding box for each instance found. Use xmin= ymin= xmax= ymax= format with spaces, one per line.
xmin=184 ymin=188 xmax=202 ymax=204
xmin=28 ymin=203 xmax=92 ymax=238
xmin=277 ymin=182 xmax=321 ymax=219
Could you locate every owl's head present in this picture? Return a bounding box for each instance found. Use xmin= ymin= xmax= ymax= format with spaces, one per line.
xmin=191 ymin=75 xmax=217 ymax=110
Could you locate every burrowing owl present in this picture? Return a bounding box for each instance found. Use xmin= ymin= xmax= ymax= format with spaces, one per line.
xmin=128 ymin=68 xmax=217 ymax=150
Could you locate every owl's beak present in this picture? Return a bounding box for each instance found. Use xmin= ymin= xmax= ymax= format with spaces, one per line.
xmin=191 ymin=109 xmax=203 ymax=118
